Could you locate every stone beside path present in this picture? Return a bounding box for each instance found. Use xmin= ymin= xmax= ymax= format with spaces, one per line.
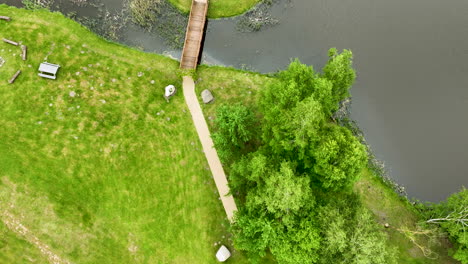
xmin=182 ymin=76 xmax=238 ymax=222
xmin=201 ymin=89 xmax=214 ymax=104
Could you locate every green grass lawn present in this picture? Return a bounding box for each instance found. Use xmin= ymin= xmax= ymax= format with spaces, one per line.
xmin=0 ymin=221 xmax=48 ymax=263
xmin=0 ymin=5 xmax=249 ymax=263
xmin=195 ymin=65 xmax=459 ymax=264
xmin=167 ymin=0 xmax=260 ymax=18
xmin=195 ymin=65 xmax=273 ymax=122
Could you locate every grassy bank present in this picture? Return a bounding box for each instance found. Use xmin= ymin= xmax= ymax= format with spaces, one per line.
xmin=168 ymin=0 xmax=260 ymax=18
xmin=355 ymin=169 xmax=457 ymax=264
xmin=195 ymin=66 xmax=458 ymax=264
xmin=0 ymin=5 xmax=248 ymax=263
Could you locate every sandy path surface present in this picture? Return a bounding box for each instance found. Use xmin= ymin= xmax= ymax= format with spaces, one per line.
xmin=182 ymin=76 xmax=237 ymax=222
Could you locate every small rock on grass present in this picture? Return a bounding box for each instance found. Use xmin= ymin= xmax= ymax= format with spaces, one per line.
xmin=201 ymin=89 xmax=214 ymax=104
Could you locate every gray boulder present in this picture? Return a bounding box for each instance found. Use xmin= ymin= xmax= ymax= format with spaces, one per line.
xmin=201 ymin=89 xmax=214 ymax=104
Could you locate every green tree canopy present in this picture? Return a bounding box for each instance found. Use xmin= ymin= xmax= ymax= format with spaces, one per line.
xmin=224 ymin=51 xmax=386 ymax=263
xmin=428 ymin=188 xmax=468 ymax=263
xmin=322 ymin=48 xmax=356 ymax=104
xmin=247 ymin=162 xmax=314 ymax=217
xmin=317 ymin=196 xmax=397 ymax=264
xmin=260 ymin=60 xmax=316 ymax=154
xmin=212 ymin=103 xmax=257 ymax=163
xmin=312 ymin=124 xmax=367 ymax=190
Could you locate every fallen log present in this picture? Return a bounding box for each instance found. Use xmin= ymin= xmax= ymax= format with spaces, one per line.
xmin=0 ymin=16 xmax=10 ymax=21
xmin=2 ymin=38 xmax=18 ymax=46
xmin=8 ymin=70 xmax=21 ymax=84
xmin=21 ymin=45 xmax=27 ymax=61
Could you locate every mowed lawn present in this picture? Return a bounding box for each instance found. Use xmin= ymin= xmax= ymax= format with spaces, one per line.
xmin=168 ymin=0 xmax=259 ymax=18
xmin=0 ymin=5 xmax=247 ymax=263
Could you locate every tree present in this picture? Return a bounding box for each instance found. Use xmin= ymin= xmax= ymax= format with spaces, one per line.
xmin=259 ymin=60 xmax=316 ymax=154
xmin=291 ymin=97 xmax=325 ymax=149
xmin=289 ymin=97 xmax=325 ymax=168
xmin=312 ymin=124 xmax=367 ymax=190
xmin=260 ymin=59 xmax=316 ymax=114
xmin=269 ymin=215 xmax=321 ymax=264
xmin=231 ymin=211 xmax=276 ymax=263
xmin=247 ymin=162 xmax=314 ymax=217
xmin=231 ymin=157 xmax=320 ymax=264
xmin=228 ymin=152 xmax=269 ymax=197
xmin=232 ymin=209 xmax=321 ymax=264
xmin=224 ymin=55 xmax=390 ymax=264
xmin=317 ymin=196 xmax=398 ymax=264
xmin=212 ymin=103 xmax=257 ymax=164
xmin=312 ymin=77 xmax=335 ymax=115
xmin=322 ymin=48 xmax=356 ymax=105
xmin=428 ymin=188 xmax=468 ymax=263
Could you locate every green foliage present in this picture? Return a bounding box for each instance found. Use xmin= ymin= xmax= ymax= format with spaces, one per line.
xmin=230 ymin=156 xmax=320 ymax=264
xmin=212 ymin=103 xmax=257 ymax=163
xmin=312 ymin=125 xmax=367 ymax=190
xmin=260 ymin=59 xmax=315 ymax=117
xmin=317 ymin=195 xmax=398 ymax=264
xmin=430 ymin=188 xmax=468 ymax=263
xmin=231 ymin=212 xmax=276 ymax=262
xmin=311 ymin=77 xmax=335 ymax=115
xmin=290 ymin=97 xmax=325 ymax=167
xmin=227 ymin=51 xmax=375 ymax=263
xmin=259 ymin=60 xmax=318 ymax=154
xmin=232 ymin=208 xmax=321 ymax=264
xmin=269 ymin=215 xmax=321 ymax=264
xmin=247 ymin=162 xmax=314 ymax=217
xmin=322 ymin=48 xmax=356 ymax=104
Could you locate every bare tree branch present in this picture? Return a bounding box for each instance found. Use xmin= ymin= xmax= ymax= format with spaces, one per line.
xmin=427 ymin=207 xmax=468 ymax=227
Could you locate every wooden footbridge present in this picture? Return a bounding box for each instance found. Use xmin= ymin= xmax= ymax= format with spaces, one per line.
xmin=180 ymin=0 xmax=208 ymax=69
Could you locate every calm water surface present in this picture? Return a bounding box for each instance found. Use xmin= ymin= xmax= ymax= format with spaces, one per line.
xmin=2 ymin=0 xmax=468 ymax=201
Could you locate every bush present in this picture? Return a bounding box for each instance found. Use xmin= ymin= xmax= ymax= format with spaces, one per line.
xmin=212 ymin=103 xmax=257 ymax=164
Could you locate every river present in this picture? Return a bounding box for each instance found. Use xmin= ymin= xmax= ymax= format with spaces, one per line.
xmin=2 ymin=0 xmax=468 ymax=202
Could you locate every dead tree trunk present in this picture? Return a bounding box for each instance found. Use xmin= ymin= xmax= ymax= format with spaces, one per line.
xmin=427 ymin=207 xmax=468 ymax=227
xmin=21 ymin=45 xmax=27 ymax=61
xmin=8 ymin=70 xmax=21 ymax=84
xmin=2 ymin=38 xmax=18 ymax=46
xmin=0 ymin=16 xmax=10 ymax=21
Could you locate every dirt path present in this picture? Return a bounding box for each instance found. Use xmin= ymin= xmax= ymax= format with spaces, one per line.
xmin=182 ymin=76 xmax=238 ymax=222
xmin=2 ymin=211 xmax=71 ymax=264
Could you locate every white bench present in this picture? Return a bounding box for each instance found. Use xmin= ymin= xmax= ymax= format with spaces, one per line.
xmin=38 ymin=62 xmax=60 ymax=80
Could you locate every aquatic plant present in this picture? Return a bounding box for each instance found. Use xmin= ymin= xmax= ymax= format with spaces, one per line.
xmin=73 ymin=8 xmax=129 ymax=41
xmin=22 ymin=0 xmax=54 ymax=10
xmin=127 ymin=0 xmax=162 ymax=28
xmin=236 ymin=0 xmax=279 ymax=32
